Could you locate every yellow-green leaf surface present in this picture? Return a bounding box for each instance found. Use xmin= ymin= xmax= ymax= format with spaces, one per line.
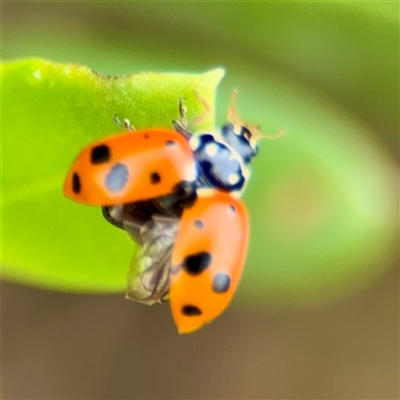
xmin=2 ymin=59 xmax=224 ymax=292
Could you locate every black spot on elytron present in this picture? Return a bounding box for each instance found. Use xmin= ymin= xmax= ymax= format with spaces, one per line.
xmin=229 ymin=204 xmax=236 ymax=214
xmin=90 ymin=145 xmax=111 ymax=164
xmin=194 ymin=220 xmax=204 ymax=229
xmin=183 ymin=252 xmax=212 ymax=275
xmin=166 ymin=140 xmax=176 ymax=146
xmin=150 ymin=172 xmax=161 ymax=184
xmin=105 ymin=163 xmax=129 ymax=192
xmin=72 ymin=173 xmax=81 ymax=194
xmin=212 ymin=273 xmax=231 ymax=293
xmin=144 ymin=134 xmax=149 ymax=139
xmin=181 ymin=305 xmax=202 ymax=316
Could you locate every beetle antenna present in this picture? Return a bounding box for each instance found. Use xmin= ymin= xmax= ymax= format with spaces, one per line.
xmin=227 ymin=90 xmax=286 ymax=141
xmin=227 ymin=90 xmax=245 ymax=126
xmin=255 ymin=128 xmax=287 ymax=140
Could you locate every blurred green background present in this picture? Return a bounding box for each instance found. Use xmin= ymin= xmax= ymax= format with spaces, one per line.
xmin=2 ymin=2 xmax=398 ymax=399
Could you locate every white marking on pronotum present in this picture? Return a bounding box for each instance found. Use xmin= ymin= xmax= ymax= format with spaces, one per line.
xmin=228 ymin=173 xmax=240 ymax=185
xmin=189 ymin=135 xmax=200 ymax=151
xmin=205 ymin=142 xmax=219 ymax=157
xmin=33 ymin=69 xmax=41 ymax=80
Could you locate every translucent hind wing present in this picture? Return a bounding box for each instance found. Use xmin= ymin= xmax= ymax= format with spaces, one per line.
xmin=126 ymin=216 xmax=179 ymax=305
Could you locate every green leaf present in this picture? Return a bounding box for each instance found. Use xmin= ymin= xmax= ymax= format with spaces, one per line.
xmin=2 ymin=56 xmax=397 ymax=306
xmin=2 ymin=59 xmax=224 ymax=292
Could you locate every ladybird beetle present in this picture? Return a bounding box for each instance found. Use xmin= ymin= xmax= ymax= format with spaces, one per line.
xmin=64 ymin=91 xmax=285 ymax=334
